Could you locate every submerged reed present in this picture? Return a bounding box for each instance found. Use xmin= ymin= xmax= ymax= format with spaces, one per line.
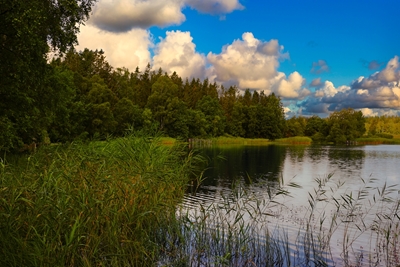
xmin=2 ymin=136 xmax=399 ymax=266
xmin=160 ymin=173 xmax=400 ymax=267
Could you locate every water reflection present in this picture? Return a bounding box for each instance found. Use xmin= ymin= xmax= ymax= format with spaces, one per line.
xmin=184 ymin=144 xmax=400 ymax=266
xmin=327 ymin=146 xmax=365 ymax=173
xmin=199 ymin=145 xmax=287 ymax=190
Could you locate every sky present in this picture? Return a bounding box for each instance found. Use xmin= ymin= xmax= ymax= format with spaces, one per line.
xmin=76 ymin=0 xmax=400 ymax=117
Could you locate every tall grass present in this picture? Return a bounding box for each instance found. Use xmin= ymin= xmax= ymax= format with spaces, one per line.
xmin=0 ymin=133 xmax=203 ymax=266
xmin=159 ymin=174 xmax=400 ymax=266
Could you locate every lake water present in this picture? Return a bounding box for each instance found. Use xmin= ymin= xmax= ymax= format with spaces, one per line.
xmin=182 ymin=144 xmax=400 ymax=266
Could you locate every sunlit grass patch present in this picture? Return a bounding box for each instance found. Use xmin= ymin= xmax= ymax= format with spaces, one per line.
xmin=356 ymin=137 xmax=400 ymax=144
xmin=275 ymin=136 xmax=312 ymax=144
xmin=211 ymin=137 xmax=272 ymax=145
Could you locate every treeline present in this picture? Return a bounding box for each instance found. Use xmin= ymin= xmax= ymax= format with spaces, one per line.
xmin=1 ymin=47 xmax=398 ymax=152
xmin=1 ymin=49 xmax=287 ymax=151
xmin=286 ymin=113 xmax=400 ymax=142
xmin=285 ymin=108 xmax=366 ymax=143
xmin=365 ymin=116 xmax=400 ymax=136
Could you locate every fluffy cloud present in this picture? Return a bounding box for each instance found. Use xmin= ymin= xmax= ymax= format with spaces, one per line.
xmin=314 ymin=81 xmax=350 ymax=98
xmin=152 ymin=31 xmax=207 ymax=79
xmin=88 ymin=0 xmax=244 ymax=32
xmin=89 ymin=0 xmax=186 ymax=32
xmin=206 ymin=32 xmax=310 ymax=99
xmin=301 ymin=56 xmax=400 ymax=115
xmin=76 ymin=24 xmax=152 ymax=71
xmin=207 ymin=33 xmax=283 ymax=89
xmin=186 ymin=0 xmax=244 ymax=14
xmin=309 ymin=78 xmax=322 ymax=87
xmin=310 ymin=59 xmax=330 ymax=74
xmin=272 ymin=71 xmax=310 ymax=99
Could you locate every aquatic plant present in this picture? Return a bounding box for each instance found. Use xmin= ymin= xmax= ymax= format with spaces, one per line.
xmin=0 ymin=133 xmax=202 ymax=266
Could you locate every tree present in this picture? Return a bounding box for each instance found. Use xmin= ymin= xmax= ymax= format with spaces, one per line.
xmin=196 ymin=96 xmax=226 ymax=137
xmin=326 ymin=108 xmax=366 ymax=144
xmin=0 ymin=0 xmax=96 ymax=150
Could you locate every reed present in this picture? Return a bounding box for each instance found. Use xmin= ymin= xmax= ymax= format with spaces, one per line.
xmin=0 ymin=133 xmax=202 ymax=266
xmin=160 ymin=174 xmax=400 ymax=266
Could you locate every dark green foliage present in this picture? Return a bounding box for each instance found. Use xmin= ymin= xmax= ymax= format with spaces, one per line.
xmin=2 ymin=8 xmax=376 ymax=149
xmin=325 ymin=108 xmax=366 ymax=143
xmin=0 ymin=0 xmax=96 ymax=151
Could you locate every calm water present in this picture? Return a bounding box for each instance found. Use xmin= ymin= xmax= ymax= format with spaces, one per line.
xmin=183 ymin=144 xmax=400 ymax=266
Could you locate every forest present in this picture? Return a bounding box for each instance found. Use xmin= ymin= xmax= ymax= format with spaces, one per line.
xmin=1 ymin=0 xmax=399 ymax=152
xmin=2 ymin=46 xmax=400 ymax=152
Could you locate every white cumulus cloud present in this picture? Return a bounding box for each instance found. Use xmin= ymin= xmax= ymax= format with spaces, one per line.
xmin=272 ymin=71 xmax=310 ymax=99
xmin=88 ymin=0 xmax=244 ymax=32
xmin=89 ymin=0 xmax=186 ymax=32
xmin=207 ymin=32 xmax=289 ymax=92
xmin=76 ymin=24 xmax=152 ymax=72
xmin=152 ymin=31 xmax=207 ymax=79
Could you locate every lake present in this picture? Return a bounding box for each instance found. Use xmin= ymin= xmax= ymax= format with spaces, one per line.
xmin=182 ymin=144 xmax=400 ymax=266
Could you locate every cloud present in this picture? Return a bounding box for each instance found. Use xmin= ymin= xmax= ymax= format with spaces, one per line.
xmin=272 ymin=71 xmax=310 ymax=99
xmin=152 ymin=31 xmax=207 ymax=79
xmin=368 ymin=60 xmax=382 ymax=70
xmin=76 ymin=24 xmax=152 ymax=72
xmin=360 ymin=59 xmax=383 ymax=70
xmin=310 ymin=59 xmax=330 ymax=74
xmin=360 ymin=108 xmax=400 ymax=117
xmin=89 ymin=0 xmax=186 ymax=32
xmin=302 ymin=56 xmax=400 ymax=114
xmin=310 ymin=78 xmax=322 ymax=87
xmin=207 ymin=32 xmax=291 ymax=91
xmin=186 ymin=0 xmax=244 ymax=14
xmin=314 ymin=81 xmax=350 ymax=98
xmin=377 ymin=56 xmax=400 ymax=82
xmin=360 ymin=108 xmax=379 ymax=117
xmin=88 ymin=0 xmax=244 ymax=33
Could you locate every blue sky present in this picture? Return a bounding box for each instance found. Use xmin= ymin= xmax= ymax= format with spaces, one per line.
xmin=77 ymin=0 xmax=400 ymax=117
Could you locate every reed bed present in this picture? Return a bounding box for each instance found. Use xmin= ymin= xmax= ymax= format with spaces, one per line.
xmin=2 ymin=135 xmax=399 ymax=266
xmin=160 ymin=174 xmax=400 ymax=267
xmin=0 ymin=134 xmax=202 ymax=266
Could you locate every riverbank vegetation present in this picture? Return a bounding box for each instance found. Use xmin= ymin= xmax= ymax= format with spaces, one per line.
xmin=165 ymin=174 xmax=400 ymax=266
xmin=0 ymin=134 xmax=205 ymax=266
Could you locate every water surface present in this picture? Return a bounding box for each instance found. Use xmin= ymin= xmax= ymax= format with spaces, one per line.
xmin=184 ymin=144 xmax=400 ymax=266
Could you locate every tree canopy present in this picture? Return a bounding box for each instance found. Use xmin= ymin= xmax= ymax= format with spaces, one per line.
xmin=0 ymin=0 xmax=96 ymax=150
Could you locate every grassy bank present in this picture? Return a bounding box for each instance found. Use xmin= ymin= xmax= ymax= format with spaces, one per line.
xmin=275 ymin=136 xmax=313 ymax=144
xmin=0 ymin=134 xmax=201 ymax=266
xmin=356 ymin=137 xmax=400 ymax=145
xmin=190 ymin=136 xmax=312 ymax=147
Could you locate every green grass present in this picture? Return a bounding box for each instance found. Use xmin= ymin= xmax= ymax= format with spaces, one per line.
xmin=190 ymin=136 xmax=313 ymax=147
xmin=275 ymin=136 xmax=313 ymax=144
xmin=0 ymin=133 xmax=203 ymax=266
xmin=2 ymin=134 xmax=399 ymax=266
xmin=356 ymin=137 xmax=400 ymax=144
